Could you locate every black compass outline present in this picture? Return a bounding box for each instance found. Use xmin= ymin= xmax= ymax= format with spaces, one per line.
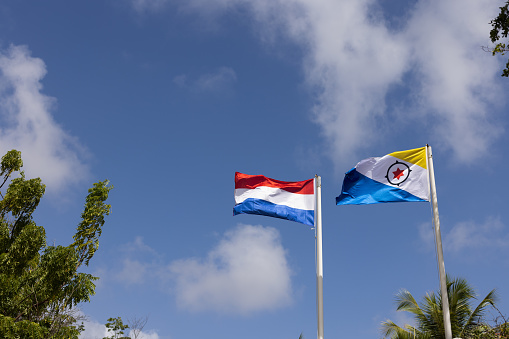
xmin=385 ymin=161 xmax=411 ymax=186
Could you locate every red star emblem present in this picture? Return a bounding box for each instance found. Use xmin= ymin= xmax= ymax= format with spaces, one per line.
xmin=392 ymin=167 xmax=405 ymax=180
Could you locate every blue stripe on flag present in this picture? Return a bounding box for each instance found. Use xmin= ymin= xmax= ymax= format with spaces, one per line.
xmin=234 ymin=198 xmax=314 ymax=226
xmin=336 ymin=168 xmax=427 ymax=205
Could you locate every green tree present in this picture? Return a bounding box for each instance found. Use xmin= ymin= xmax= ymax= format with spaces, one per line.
xmin=0 ymin=149 xmax=113 ymax=338
xmin=490 ymin=0 xmax=509 ymax=77
xmin=103 ymin=317 xmax=130 ymax=339
xmin=381 ymin=276 xmax=498 ymax=339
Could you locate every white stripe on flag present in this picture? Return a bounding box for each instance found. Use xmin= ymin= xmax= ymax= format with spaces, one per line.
xmin=356 ymin=155 xmax=429 ymax=201
xmin=234 ymin=186 xmax=315 ymax=211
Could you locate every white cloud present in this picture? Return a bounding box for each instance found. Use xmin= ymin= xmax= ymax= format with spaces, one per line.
xmin=79 ymin=318 xmax=110 ymax=339
xmin=294 ymin=0 xmax=410 ymax=163
xmin=115 ymin=258 xmax=149 ymax=285
xmin=126 ymin=236 xmax=160 ymax=256
xmin=405 ymin=0 xmax=502 ymax=163
xmin=169 ymin=224 xmax=293 ymax=314
xmin=139 ymin=0 xmax=506 ymax=167
xmin=419 ymin=216 xmax=509 ymax=253
xmin=0 ymin=45 xmax=88 ymax=193
xmin=107 ymin=228 xmax=293 ymax=314
xmin=445 ymin=216 xmax=509 ymax=252
xmin=109 ymin=237 xmax=161 ymax=285
xmin=174 ymin=66 xmax=237 ymax=93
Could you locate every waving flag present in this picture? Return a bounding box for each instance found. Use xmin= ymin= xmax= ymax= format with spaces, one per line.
xmin=234 ymin=172 xmax=315 ymax=226
xmin=336 ymin=147 xmax=430 ymax=205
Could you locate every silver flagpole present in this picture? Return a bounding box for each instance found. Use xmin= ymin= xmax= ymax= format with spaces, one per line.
xmin=427 ymin=145 xmax=452 ymax=339
xmin=315 ymin=175 xmax=324 ymax=339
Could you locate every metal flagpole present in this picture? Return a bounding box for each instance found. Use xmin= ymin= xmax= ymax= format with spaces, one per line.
xmin=315 ymin=175 xmax=324 ymax=339
xmin=426 ymin=145 xmax=452 ymax=339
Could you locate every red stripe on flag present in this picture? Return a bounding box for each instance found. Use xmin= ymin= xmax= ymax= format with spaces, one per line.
xmin=235 ymin=172 xmax=314 ymax=194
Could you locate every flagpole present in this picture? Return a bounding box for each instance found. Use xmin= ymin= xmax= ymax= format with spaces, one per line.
xmin=315 ymin=175 xmax=324 ymax=339
xmin=426 ymin=145 xmax=452 ymax=339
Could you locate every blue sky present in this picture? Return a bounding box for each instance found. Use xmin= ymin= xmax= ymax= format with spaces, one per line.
xmin=1 ymin=0 xmax=509 ymax=338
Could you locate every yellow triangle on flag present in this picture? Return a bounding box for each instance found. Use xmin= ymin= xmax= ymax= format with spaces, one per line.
xmin=389 ymin=147 xmax=427 ymax=169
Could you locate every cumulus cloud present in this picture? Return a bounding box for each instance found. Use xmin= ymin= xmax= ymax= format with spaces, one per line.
xmin=169 ymin=224 xmax=293 ymax=314
xmin=173 ymin=66 xmax=237 ymax=93
xmin=419 ymin=216 xmax=509 ymax=253
xmin=79 ymin=318 xmax=110 ymax=339
xmin=115 ymin=258 xmax=149 ymax=285
xmin=138 ymin=0 xmax=504 ymax=166
xmin=445 ymin=217 xmax=509 ymax=252
xmin=104 ymin=227 xmax=293 ymax=314
xmin=405 ymin=0 xmax=502 ymax=163
xmin=0 ymin=45 xmax=88 ymax=192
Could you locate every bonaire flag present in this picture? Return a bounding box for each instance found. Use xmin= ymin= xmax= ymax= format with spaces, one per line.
xmin=336 ymin=147 xmax=430 ymax=205
xmin=234 ymin=172 xmax=315 ymax=226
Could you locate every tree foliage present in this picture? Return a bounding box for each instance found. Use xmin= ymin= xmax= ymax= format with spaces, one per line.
xmin=381 ymin=276 xmax=506 ymax=339
xmin=0 ymin=149 xmax=113 ymax=338
xmin=490 ymin=0 xmax=509 ymax=77
xmin=103 ymin=317 xmax=130 ymax=339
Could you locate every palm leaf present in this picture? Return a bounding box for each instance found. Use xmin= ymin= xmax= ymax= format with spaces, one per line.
xmin=382 ymin=276 xmax=498 ymax=339
xmin=460 ymin=289 xmax=498 ymax=337
xmin=380 ymin=320 xmax=413 ymax=338
xmin=395 ymin=289 xmax=424 ymax=317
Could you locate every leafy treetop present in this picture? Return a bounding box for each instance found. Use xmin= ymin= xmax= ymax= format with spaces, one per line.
xmin=490 ymin=0 xmax=509 ymax=77
xmin=0 ymin=149 xmax=113 ymax=338
xmin=381 ymin=276 xmax=507 ymax=339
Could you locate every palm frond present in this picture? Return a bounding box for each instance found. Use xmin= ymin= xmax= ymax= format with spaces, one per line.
xmin=395 ymin=289 xmax=424 ymax=317
xmin=380 ymin=320 xmax=413 ymax=339
xmin=382 ymin=277 xmax=499 ymax=339
xmin=421 ymin=292 xmax=443 ymax=338
xmin=447 ymin=276 xmax=475 ymax=333
xmin=460 ymin=289 xmax=498 ymax=337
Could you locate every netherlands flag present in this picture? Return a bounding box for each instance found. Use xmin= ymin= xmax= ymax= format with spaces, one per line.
xmin=233 ymin=172 xmax=315 ymax=226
